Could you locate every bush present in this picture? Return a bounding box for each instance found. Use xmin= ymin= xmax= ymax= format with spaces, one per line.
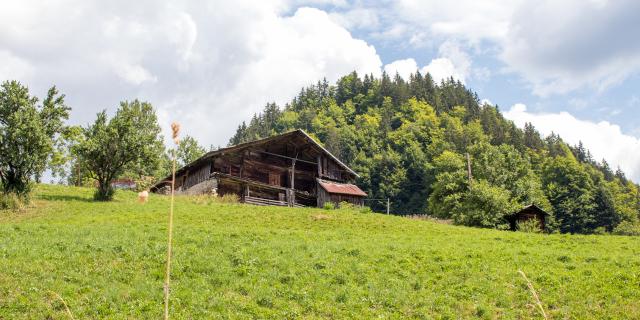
xmin=338 ymin=201 xmax=357 ymax=210
xmin=191 ymin=193 xmax=239 ymax=205
xmin=134 ymin=176 xmax=157 ymax=192
xmin=323 ymin=202 xmax=335 ymax=210
xmin=0 ymin=193 xmax=26 ymax=211
xmin=613 ymin=221 xmax=640 ymax=236
xmin=359 ymin=206 xmax=373 ymax=214
xmin=93 ymin=187 xmax=115 ymax=201
xmin=517 ymin=219 xmax=542 ymax=233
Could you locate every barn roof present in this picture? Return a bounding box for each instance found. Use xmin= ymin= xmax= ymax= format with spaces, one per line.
xmin=513 ymin=204 xmax=550 ymax=216
xmin=151 ymin=129 xmax=359 ymax=190
xmin=318 ymin=179 xmax=367 ymax=197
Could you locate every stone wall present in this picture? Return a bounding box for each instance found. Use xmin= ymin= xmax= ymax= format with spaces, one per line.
xmin=177 ymin=178 xmax=218 ymax=196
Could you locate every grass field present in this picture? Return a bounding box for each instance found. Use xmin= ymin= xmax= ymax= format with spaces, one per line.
xmin=1 ymin=185 xmax=639 ymax=319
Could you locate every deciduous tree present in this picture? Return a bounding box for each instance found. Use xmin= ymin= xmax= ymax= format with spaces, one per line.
xmin=74 ymin=100 xmax=164 ymax=200
xmin=0 ymin=81 xmax=69 ymax=196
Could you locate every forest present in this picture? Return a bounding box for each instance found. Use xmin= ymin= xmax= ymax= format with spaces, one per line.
xmin=1 ymin=72 xmax=639 ymax=235
xmin=229 ymin=71 xmax=640 ymax=234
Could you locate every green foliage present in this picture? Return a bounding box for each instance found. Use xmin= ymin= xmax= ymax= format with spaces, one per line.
xmin=612 ymin=220 xmax=640 ymax=236
xmin=517 ymin=219 xmax=543 ymax=233
xmin=0 ymin=192 xmax=25 ymax=211
xmin=323 ymin=202 xmax=335 ymax=210
xmin=0 ymin=81 xmax=70 ymax=195
xmin=191 ymin=193 xmax=240 ymax=205
xmin=176 ymin=135 xmax=206 ymax=167
xmin=74 ymin=100 xmax=165 ymax=201
xmin=542 ymin=157 xmax=597 ymax=233
xmin=1 ymin=184 xmax=640 ymax=318
xmin=428 ymin=151 xmax=468 ymax=219
xmin=456 ymin=180 xmax=516 ymax=229
xmin=228 ymin=72 xmax=640 ymax=233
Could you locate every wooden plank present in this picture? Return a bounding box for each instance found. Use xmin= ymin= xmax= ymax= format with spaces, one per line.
xmin=258 ymin=150 xmax=317 ymax=165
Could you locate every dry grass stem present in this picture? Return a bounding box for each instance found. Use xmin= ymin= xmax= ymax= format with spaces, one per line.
xmin=171 ymin=122 xmax=181 ymax=145
xmin=164 ymin=122 xmax=180 ymax=319
xmin=518 ymin=270 xmax=548 ymax=319
xmin=49 ymin=290 xmax=75 ymax=320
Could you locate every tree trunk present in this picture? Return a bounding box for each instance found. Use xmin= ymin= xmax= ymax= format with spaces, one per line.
xmin=96 ymin=179 xmax=114 ymax=201
xmin=2 ymin=169 xmax=29 ymax=196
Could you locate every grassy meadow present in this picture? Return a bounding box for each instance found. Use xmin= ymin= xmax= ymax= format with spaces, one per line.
xmin=1 ymin=184 xmax=639 ymax=319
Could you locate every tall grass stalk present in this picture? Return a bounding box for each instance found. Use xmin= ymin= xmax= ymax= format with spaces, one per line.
xmin=164 ymin=122 xmax=180 ymax=319
xmin=518 ymin=270 xmax=548 ymax=319
xmin=49 ymin=290 xmax=74 ymax=320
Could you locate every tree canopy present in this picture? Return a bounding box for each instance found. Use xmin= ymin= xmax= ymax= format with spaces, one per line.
xmin=229 ymin=71 xmax=640 ymax=234
xmin=0 ymin=81 xmax=70 ymax=196
xmin=74 ymin=100 xmax=164 ymax=200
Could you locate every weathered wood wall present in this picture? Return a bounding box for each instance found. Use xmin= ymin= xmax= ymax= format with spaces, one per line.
xmin=317 ymin=187 xmax=364 ymax=208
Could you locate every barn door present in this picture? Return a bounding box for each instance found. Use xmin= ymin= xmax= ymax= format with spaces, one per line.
xmin=268 ymin=172 xmax=281 ymax=186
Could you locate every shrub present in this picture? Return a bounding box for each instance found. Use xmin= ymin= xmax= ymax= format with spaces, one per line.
xmin=517 ymin=219 xmax=542 ymax=233
xmin=323 ymin=202 xmax=335 ymax=210
xmin=93 ymin=187 xmax=114 ymax=201
xmin=359 ymin=206 xmax=373 ymax=214
xmin=338 ymin=201 xmax=357 ymax=210
xmin=613 ymin=221 xmax=640 ymax=236
xmin=134 ymin=176 xmax=157 ymax=192
xmin=0 ymin=193 xmax=26 ymax=211
xmin=219 ymin=194 xmax=239 ymax=204
xmin=191 ymin=193 xmax=239 ymax=205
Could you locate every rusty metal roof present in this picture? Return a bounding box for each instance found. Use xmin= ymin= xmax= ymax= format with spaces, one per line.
xmin=318 ymin=180 xmax=367 ymax=197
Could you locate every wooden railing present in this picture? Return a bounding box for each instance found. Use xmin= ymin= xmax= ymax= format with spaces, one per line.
xmin=244 ymin=196 xmax=304 ymax=208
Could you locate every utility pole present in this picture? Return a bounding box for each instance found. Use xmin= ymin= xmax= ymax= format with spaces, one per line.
xmin=466 ymin=152 xmax=473 ymax=186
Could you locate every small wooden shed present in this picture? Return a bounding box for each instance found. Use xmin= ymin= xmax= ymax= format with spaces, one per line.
xmin=316 ymin=179 xmax=367 ymax=207
xmin=507 ymin=204 xmax=549 ymax=231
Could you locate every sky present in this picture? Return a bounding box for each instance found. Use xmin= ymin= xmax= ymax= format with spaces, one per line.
xmin=1 ymin=0 xmax=639 ymax=182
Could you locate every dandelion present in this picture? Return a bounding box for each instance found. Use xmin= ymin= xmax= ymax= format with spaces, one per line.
xmin=137 ymin=190 xmax=149 ymax=203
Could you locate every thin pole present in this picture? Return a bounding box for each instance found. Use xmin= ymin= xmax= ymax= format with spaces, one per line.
xmin=386 ymin=198 xmax=390 ymax=214
xmin=164 ymin=150 xmax=177 ymax=319
xmin=466 ymin=152 xmax=473 ymax=186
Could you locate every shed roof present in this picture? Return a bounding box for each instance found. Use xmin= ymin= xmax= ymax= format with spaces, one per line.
xmin=318 ymin=179 xmax=367 ymax=197
xmin=513 ymin=204 xmax=550 ymax=216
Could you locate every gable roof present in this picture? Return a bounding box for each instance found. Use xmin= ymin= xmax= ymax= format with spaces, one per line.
xmin=513 ymin=204 xmax=550 ymax=216
xmin=152 ymin=129 xmax=358 ymax=189
xmin=318 ymin=179 xmax=367 ymax=197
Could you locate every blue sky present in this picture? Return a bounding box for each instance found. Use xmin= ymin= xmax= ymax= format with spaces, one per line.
xmin=1 ymin=0 xmax=638 ymax=181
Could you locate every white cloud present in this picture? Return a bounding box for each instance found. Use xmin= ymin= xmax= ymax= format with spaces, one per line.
xmin=395 ymin=0 xmax=518 ymax=44
xmin=384 ymin=41 xmax=472 ymax=83
xmin=501 ymin=1 xmax=640 ymax=96
xmin=384 ymin=58 xmax=418 ymax=80
xmin=504 ymin=103 xmax=640 ymax=182
xmin=421 ymin=58 xmax=458 ymax=83
xmin=0 ymin=50 xmax=34 ymax=80
xmin=367 ymin=1 xmax=640 ymax=96
xmin=0 ymin=1 xmax=382 ymax=148
xmin=426 ymin=41 xmax=471 ymax=83
xmin=329 ymin=7 xmax=380 ymax=30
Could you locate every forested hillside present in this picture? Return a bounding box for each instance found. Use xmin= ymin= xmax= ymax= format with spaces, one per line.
xmin=230 ymin=72 xmax=640 ymax=234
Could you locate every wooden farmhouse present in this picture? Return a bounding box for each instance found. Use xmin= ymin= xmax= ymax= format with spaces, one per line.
xmin=151 ymin=129 xmax=367 ymax=207
xmin=507 ymin=204 xmax=549 ymax=231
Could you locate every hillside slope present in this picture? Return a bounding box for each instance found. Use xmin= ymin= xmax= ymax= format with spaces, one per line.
xmin=228 ymin=74 xmax=640 ymax=234
xmin=1 ymin=185 xmax=639 ymax=319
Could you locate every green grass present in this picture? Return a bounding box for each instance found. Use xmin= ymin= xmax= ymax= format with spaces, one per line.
xmin=1 ymin=184 xmax=639 ymax=319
